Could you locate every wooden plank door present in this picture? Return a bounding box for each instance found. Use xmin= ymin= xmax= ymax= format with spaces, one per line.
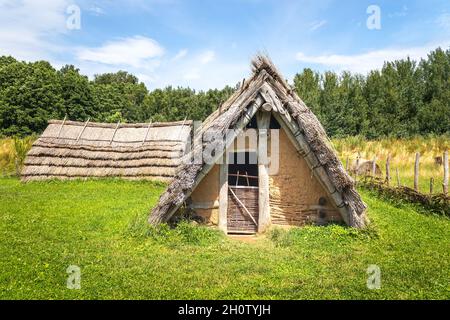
xmin=227 ymin=186 xmax=259 ymax=234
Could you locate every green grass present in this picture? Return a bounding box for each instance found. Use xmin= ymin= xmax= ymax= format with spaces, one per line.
xmin=0 ymin=178 xmax=449 ymax=300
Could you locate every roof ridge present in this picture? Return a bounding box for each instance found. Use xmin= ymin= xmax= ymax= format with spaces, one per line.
xmin=47 ymin=119 xmax=192 ymax=128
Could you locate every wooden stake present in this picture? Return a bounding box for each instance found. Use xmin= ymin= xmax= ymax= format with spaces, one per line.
xmin=444 ymin=151 xmax=449 ymax=195
xmin=76 ymin=118 xmax=90 ymax=142
xmin=109 ymin=121 xmax=120 ymax=145
xmin=372 ymin=156 xmax=377 ymax=176
xmin=414 ymin=153 xmax=420 ymax=192
xmin=218 ymin=156 xmax=228 ymax=233
xmin=176 ymin=116 xmax=188 ymax=141
xmin=396 ymin=168 xmax=401 ymax=187
xmin=385 ymin=154 xmax=391 ymax=186
xmin=430 ymin=177 xmax=434 ymax=194
xmin=355 ymin=155 xmax=360 ymax=182
xmin=142 ymin=121 xmax=152 ymax=145
xmin=57 ymin=115 xmax=67 ymax=138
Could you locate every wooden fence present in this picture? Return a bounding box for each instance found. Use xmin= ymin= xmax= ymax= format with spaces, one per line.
xmin=350 ymin=151 xmax=449 ymax=215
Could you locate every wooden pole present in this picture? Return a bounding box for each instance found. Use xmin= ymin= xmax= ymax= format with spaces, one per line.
xmin=109 ymin=121 xmax=120 ymax=145
xmin=430 ymin=178 xmax=434 ymax=195
xmin=444 ymin=151 xmax=449 ymax=195
xmin=414 ymin=153 xmax=420 ymax=192
xmin=256 ymin=111 xmax=271 ymax=233
xmin=355 ymin=155 xmax=360 ymax=182
xmin=218 ymin=155 xmax=228 ymax=233
xmin=372 ymin=156 xmax=377 ymax=177
xmin=76 ymin=118 xmax=90 ymax=142
xmin=385 ymin=154 xmax=391 ymax=186
xmin=396 ymin=168 xmax=401 ymax=187
xmin=57 ymin=115 xmax=67 ymax=138
xmin=176 ymin=116 xmax=188 ymax=141
xmin=142 ymin=121 xmax=152 ymax=145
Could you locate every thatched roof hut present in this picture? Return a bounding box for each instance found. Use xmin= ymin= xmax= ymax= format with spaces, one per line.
xmin=149 ymin=55 xmax=368 ymax=230
xmin=22 ymin=119 xmax=192 ymax=182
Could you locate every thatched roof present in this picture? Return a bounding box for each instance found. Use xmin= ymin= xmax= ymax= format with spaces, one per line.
xmin=149 ymin=55 xmax=368 ymax=228
xmin=22 ymin=119 xmax=192 ymax=182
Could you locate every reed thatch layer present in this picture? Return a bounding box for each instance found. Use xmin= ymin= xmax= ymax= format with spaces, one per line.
xmin=149 ymin=55 xmax=368 ymax=228
xmin=22 ymin=120 xmax=191 ymax=182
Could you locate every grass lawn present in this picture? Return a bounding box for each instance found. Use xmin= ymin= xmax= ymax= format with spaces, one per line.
xmin=0 ymin=177 xmax=449 ymax=300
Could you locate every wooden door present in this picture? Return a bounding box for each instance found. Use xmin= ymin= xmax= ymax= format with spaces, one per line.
xmin=227 ymin=186 xmax=259 ymax=234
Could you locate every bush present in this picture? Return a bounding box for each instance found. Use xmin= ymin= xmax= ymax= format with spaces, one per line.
xmin=0 ymin=136 xmax=35 ymax=176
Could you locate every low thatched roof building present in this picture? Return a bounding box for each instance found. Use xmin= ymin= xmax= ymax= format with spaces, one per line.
xmin=22 ymin=119 xmax=192 ymax=182
xmin=149 ymin=55 xmax=368 ymax=232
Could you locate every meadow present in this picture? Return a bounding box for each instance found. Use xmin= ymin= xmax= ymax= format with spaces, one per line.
xmin=0 ymin=177 xmax=449 ymax=300
xmin=332 ymin=135 xmax=449 ymax=194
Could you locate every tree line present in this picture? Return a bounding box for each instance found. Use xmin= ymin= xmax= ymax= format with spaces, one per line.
xmin=0 ymin=47 xmax=449 ymax=138
xmin=294 ymin=47 xmax=450 ymax=138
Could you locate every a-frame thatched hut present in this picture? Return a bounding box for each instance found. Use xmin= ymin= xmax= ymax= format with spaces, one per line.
xmin=22 ymin=119 xmax=191 ymax=182
xmin=149 ymin=55 xmax=367 ymax=233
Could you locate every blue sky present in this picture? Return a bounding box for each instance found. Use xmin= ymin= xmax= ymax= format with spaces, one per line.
xmin=1 ymin=0 xmax=449 ymax=89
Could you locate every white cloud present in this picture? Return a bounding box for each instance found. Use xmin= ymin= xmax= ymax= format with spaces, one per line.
xmin=388 ymin=5 xmax=408 ymax=18
xmin=199 ymin=50 xmax=215 ymax=64
xmin=309 ymin=20 xmax=327 ymax=31
xmin=296 ymin=42 xmax=450 ymax=73
xmin=151 ymin=51 xmax=248 ymax=90
xmin=173 ymin=49 xmax=188 ymax=61
xmin=183 ymin=69 xmax=201 ymax=80
xmin=0 ymin=0 xmax=70 ymax=60
xmin=436 ymin=13 xmax=450 ymax=29
xmin=76 ymin=36 xmax=165 ymax=68
xmin=88 ymin=6 xmax=105 ymax=16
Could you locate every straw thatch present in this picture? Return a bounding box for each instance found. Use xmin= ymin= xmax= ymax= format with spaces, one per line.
xmin=149 ymin=55 xmax=368 ymax=228
xmin=22 ymin=120 xmax=192 ymax=182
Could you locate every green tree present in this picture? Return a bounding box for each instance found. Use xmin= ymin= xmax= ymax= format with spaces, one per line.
xmin=58 ymin=65 xmax=96 ymax=121
xmin=0 ymin=60 xmax=63 ymax=136
xmin=419 ymin=48 xmax=450 ymax=135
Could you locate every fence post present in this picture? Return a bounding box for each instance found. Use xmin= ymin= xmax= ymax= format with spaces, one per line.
xmin=355 ymin=154 xmax=360 ymax=182
xmin=430 ymin=178 xmax=434 ymax=194
xmin=414 ymin=153 xmax=420 ymax=192
xmin=396 ymin=168 xmax=401 ymax=187
xmin=372 ymin=156 xmax=377 ymax=177
xmin=385 ymin=154 xmax=391 ymax=186
xmin=444 ymin=151 xmax=449 ymax=195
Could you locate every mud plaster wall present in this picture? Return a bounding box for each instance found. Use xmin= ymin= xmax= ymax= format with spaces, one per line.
xmin=269 ymin=129 xmax=342 ymax=226
xmin=190 ymin=164 xmax=220 ymax=224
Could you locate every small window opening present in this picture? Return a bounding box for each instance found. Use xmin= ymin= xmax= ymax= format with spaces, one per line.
xmin=228 ymin=152 xmax=258 ymax=187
